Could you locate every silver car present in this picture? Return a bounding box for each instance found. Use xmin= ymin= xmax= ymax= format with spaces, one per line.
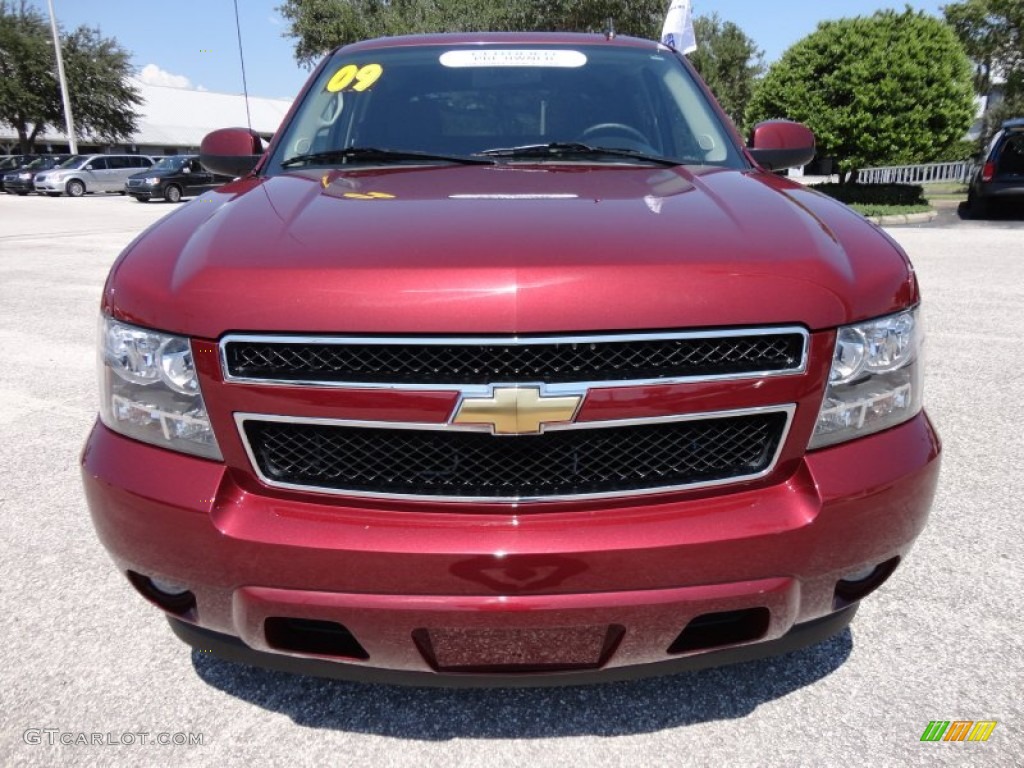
xmin=33 ymin=154 xmax=154 ymax=197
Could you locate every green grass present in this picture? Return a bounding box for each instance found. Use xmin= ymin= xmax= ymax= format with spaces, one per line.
xmin=849 ymin=203 xmax=933 ymax=217
xmin=921 ymin=182 xmax=968 ymax=195
xmin=922 ymin=182 xmax=968 ymax=203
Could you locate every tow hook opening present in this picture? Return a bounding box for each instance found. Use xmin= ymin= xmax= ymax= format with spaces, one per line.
xmin=833 ymin=556 xmax=901 ymax=609
xmin=668 ymin=607 xmax=771 ymax=654
xmin=126 ymin=570 xmax=197 ymax=616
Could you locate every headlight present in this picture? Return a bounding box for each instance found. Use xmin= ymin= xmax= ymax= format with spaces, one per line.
xmin=810 ymin=308 xmax=923 ymax=449
xmin=18 ymin=172 xmax=32 ymax=179
xmin=144 ymin=177 xmax=160 ymax=185
xmin=98 ymin=317 xmax=222 ymax=460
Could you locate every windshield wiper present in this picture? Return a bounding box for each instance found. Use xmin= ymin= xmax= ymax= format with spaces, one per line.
xmin=280 ymin=147 xmax=495 ymax=168
xmin=477 ymin=142 xmax=681 ymax=166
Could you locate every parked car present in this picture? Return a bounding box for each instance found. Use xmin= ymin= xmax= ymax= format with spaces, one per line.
xmin=0 ymin=154 xmax=38 ymax=171
xmin=2 ymin=155 xmax=72 ymax=195
xmin=125 ymin=155 xmax=232 ymax=203
xmin=968 ymin=117 xmax=1024 ymax=217
xmin=0 ymin=154 xmax=39 ymax=190
xmin=82 ymin=32 xmax=940 ymax=686
xmin=33 ymin=153 xmax=154 ymax=197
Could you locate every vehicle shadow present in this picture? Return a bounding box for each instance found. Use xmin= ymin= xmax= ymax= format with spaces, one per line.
xmin=190 ymin=629 xmax=852 ymax=738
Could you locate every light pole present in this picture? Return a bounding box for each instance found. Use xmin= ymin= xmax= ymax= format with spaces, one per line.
xmin=46 ymin=0 xmax=77 ymax=154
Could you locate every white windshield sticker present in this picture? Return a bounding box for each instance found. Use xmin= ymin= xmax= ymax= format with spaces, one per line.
xmin=439 ymin=50 xmax=587 ymax=68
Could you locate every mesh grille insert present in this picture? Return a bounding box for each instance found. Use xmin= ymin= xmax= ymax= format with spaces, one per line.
xmin=224 ymin=333 xmax=805 ymax=385
xmin=243 ymin=412 xmax=788 ymax=500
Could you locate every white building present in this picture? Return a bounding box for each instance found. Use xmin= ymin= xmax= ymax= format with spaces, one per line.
xmin=0 ymin=79 xmax=292 ymax=155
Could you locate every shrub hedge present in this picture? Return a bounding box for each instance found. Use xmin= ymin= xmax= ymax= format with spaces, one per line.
xmin=810 ymin=183 xmax=928 ymax=206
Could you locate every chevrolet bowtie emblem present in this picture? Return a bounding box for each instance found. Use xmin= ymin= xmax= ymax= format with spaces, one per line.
xmin=452 ymin=386 xmax=583 ymax=435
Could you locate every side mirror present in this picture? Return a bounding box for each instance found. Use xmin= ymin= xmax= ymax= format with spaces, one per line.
xmin=748 ymin=120 xmax=816 ymax=171
xmin=84 ymin=164 xmax=94 ymax=170
xmin=199 ymin=128 xmax=265 ymax=177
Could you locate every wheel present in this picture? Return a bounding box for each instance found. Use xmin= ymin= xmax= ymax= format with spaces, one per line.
xmin=967 ymin=189 xmax=990 ymax=219
xmin=579 ymin=122 xmax=650 ymax=144
xmin=16 ymin=191 xmax=28 ymax=196
xmin=164 ymin=185 xmax=182 ymax=203
xmin=66 ymin=179 xmax=85 ymax=197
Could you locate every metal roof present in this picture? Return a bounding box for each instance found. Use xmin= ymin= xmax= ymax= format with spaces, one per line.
xmin=0 ymin=79 xmax=293 ymax=147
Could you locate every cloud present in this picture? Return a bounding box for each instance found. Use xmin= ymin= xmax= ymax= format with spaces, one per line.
xmin=138 ymin=63 xmax=199 ymax=90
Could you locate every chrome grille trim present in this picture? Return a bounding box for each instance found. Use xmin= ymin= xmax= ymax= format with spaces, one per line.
xmin=235 ymin=404 xmax=796 ymax=503
xmin=219 ymin=327 xmax=809 ymax=390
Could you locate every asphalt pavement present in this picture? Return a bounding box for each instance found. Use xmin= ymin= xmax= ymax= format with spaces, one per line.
xmin=0 ymin=192 xmax=1021 ymax=767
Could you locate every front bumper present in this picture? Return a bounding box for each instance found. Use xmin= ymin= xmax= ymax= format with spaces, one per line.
xmin=5 ymin=178 xmax=36 ymax=194
xmin=125 ymin=183 xmax=161 ymax=200
xmin=82 ymin=412 xmax=940 ymax=683
xmin=33 ymin=178 xmax=63 ymax=192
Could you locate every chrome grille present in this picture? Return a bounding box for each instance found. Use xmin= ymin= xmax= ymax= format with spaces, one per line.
xmin=222 ymin=329 xmax=807 ymax=386
xmin=239 ymin=409 xmax=791 ymax=502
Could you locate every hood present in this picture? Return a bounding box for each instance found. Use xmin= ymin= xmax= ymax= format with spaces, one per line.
xmin=106 ymin=164 xmax=917 ymax=338
xmin=128 ymin=166 xmax=183 ymax=180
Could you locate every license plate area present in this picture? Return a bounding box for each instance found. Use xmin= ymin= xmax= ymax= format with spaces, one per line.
xmin=413 ymin=625 xmax=624 ymax=673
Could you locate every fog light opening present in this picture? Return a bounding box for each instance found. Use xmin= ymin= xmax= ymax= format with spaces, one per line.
xmin=126 ymin=570 xmax=197 ymax=616
xmin=833 ymin=556 xmax=901 ymax=609
xmin=668 ymin=607 xmax=771 ymax=655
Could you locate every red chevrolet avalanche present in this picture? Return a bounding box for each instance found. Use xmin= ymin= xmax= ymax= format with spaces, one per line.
xmin=81 ymin=33 xmax=940 ymax=685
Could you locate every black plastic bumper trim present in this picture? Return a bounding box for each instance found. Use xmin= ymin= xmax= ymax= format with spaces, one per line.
xmin=168 ymin=604 xmax=857 ymax=689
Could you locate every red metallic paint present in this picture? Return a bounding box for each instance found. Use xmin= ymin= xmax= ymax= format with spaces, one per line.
xmin=102 ymin=165 xmax=917 ymax=339
xmin=83 ymin=33 xmax=940 ymax=680
xmin=750 ymin=120 xmax=816 ymax=152
xmin=82 ymin=411 xmax=939 ymax=672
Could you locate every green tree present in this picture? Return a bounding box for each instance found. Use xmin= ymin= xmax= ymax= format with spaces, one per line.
xmin=277 ymin=0 xmax=666 ymax=68
xmin=688 ymin=13 xmax=764 ymax=130
xmin=0 ymin=1 xmax=141 ymax=152
xmin=943 ymin=0 xmax=1024 ymax=145
xmin=746 ymin=9 xmax=976 ymax=182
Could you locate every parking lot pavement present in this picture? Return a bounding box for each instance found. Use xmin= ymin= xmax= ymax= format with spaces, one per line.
xmin=1 ymin=192 xmax=1021 ymax=767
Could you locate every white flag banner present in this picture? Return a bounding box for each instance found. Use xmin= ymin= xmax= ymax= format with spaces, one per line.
xmin=661 ymin=0 xmax=697 ymax=54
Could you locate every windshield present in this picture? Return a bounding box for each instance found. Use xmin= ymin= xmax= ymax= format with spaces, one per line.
xmin=269 ymin=43 xmax=744 ymax=172
xmin=25 ymin=157 xmax=55 ymax=169
xmin=152 ymin=156 xmax=190 ymax=171
xmin=0 ymin=156 xmax=31 ymax=170
xmin=58 ymin=155 xmax=88 ymax=169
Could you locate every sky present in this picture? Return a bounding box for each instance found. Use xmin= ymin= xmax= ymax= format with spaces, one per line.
xmin=30 ymin=0 xmax=952 ymax=101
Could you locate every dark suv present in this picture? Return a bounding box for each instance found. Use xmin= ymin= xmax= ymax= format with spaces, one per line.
xmin=0 ymin=155 xmax=39 ymax=191
xmin=968 ymin=118 xmax=1024 ymax=218
xmin=125 ymin=155 xmax=231 ymax=203
xmin=3 ymin=155 xmax=72 ymax=195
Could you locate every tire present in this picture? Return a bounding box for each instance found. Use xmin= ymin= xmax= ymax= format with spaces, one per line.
xmin=16 ymin=191 xmax=28 ymax=196
xmin=134 ymin=197 xmax=149 ymax=203
xmin=967 ymin=187 xmax=991 ymax=219
xmin=164 ymin=185 xmax=182 ymax=203
xmin=66 ymin=179 xmax=85 ymax=198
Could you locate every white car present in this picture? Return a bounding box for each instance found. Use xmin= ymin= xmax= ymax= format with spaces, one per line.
xmin=33 ymin=154 xmax=155 ymax=197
